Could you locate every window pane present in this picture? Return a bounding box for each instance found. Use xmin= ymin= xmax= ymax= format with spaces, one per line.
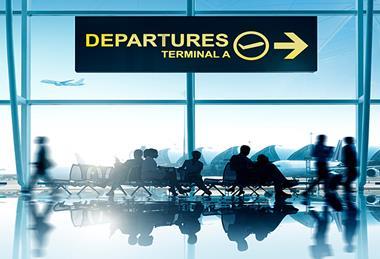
xmin=31 ymin=105 xmax=185 ymax=170
xmin=196 ymin=16 xmax=356 ymax=99
xmin=30 ymin=0 xmax=185 ymax=11
xmin=30 ymin=17 xmax=186 ymax=100
xmin=0 ymin=106 xmax=16 ymax=175
xmin=0 ymin=16 xmax=21 ymax=100
xmin=372 ymin=15 xmax=380 ymax=98
xmin=196 ymin=0 xmax=355 ymax=11
xmin=196 ymin=105 xmax=355 ymax=175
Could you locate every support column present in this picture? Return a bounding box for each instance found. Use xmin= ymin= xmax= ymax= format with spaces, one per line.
xmin=5 ymin=0 xmax=24 ymax=187
xmin=359 ymin=0 xmax=374 ymax=191
xmin=21 ymin=0 xmax=31 ymax=188
xmin=186 ymin=0 xmax=195 ymax=158
xmin=356 ymin=0 xmax=364 ymax=159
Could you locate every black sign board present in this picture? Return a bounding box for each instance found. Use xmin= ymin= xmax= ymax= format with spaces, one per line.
xmin=75 ymin=16 xmax=317 ymax=73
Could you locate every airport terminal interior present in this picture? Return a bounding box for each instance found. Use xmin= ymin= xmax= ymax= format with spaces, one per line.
xmin=1 ymin=0 xmax=380 ymax=258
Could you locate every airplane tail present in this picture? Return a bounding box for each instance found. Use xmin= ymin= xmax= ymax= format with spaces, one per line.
xmin=75 ymin=78 xmax=84 ymax=84
xmin=331 ymin=140 xmax=343 ymax=161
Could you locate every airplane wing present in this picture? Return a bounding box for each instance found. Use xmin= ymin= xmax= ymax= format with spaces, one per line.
xmin=60 ymin=79 xmax=75 ymax=84
xmin=41 ymin=80 xmax=57 ymax=84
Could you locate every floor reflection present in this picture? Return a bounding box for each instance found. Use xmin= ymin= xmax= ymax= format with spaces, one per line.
xmin=9 ymin=193 xmax=378 ymax=259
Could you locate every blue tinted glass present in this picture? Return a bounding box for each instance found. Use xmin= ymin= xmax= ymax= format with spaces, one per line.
xmin=196 ymin=16 xmax=356 ymax=99
xmin=196 ymin=0 xmax=355 ymax=11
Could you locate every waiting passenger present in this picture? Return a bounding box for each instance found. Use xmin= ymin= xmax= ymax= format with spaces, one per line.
xmin=141 ymin=148 xmax=188 ymax=196
xmin=230 ymin=145 xmax=256 ymax=194
xmin=106 ymin=149 xmax=143 ymax=196
xmin=254 ymin=154 xmax=298 ymax=200
xmin=230 ymin=145 xmax=298 ymax=199
xmin=178 ymin=151 xmax=212 ymax=196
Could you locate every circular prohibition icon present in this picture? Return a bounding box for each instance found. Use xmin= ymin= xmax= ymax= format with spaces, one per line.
xmin=233 ymin=31 xmax=270 ymax=61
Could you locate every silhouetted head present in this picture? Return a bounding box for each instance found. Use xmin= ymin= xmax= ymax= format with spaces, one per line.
xmin=187 ymin=234 xmax=198 ymax=244
xmin=150 ymin=149 xmax=158 ymax=158
xmin=35 ymin=136 xmax=48 ymax=145
xmin=257 ymin=154 xmax=269 ymax=164
xmin=128 ymin=235 xmax=138 ymax=245
xmin=133 ymin=149 xmax=143 ymax=159
xmin=143 ymin=149 xmax=150 ymax=158
xmin=192 ymin=150 xmax=202 ymax=160
xmin=316 ymin=135 xmax=327 ymax=144
xmin=237 ymin=239 xmax=248 ymax=252
xmin=239 ymin=145 xmax=251 ymax=157
xmin=344 ymin=137 xmax=355 ymax=145
xmin=138 ymin=235 xmax=153 ymax=246
xmin=256 ymin=232 xmax=268 ymax=241
xmin=143 ymin=148 xmax=158 ymax=158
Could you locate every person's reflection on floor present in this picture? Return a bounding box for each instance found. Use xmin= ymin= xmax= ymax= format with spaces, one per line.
xmin=175 ymin=203 xmax=204 ymax=244
xmin=226 ymin=207 xmax=251 ymax=252
xmin=309 ymin=206 xmax=332 ymax=259
xmin=29 ymin=200 xmax=54 ymax=258
xmin=109 ymin=205 xmax=140 ymax=246
xmin=226 ymin=204 xmax=298 ymax=252
xmin=253 ymin=203 xmax=298 ymax=242
xmin=342 ymin=204 xmax=358 ymax=253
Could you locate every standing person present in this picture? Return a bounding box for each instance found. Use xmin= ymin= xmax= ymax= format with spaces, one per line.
xmin=28 ymin=137 xmax=54 ymax=192
xmin=302 ymin=135 xmax=333 ymax=198
xmin=342 ymin=137 xmax=358 ymax=205
xmin=178 ymin=150 xmax=212 ymax=196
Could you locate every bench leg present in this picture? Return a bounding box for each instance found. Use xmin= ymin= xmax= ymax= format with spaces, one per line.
xmin=248 ymin=186 xmax=259 ymax=197
xmin=89 ymin=185 xmax=100 ymax=195
xmin=142 ymin=186 xmax=152 ymax=197
xmin=205 ymin=185 xmax=224 ymax=196
xmin=131 ymin=186 xmax=141 ymax=196
xmin=60 ymin=185 xmax=72 ymax=195
xmin=232 ymin=189 xmax=239 ymax=196
xmin=118 ymin=186 xmax=129 ymax=196
xmin=77 ymin=185 xmax=88 ymax=195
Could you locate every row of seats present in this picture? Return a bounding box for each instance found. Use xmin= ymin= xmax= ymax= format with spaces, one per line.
xmin=46 ymin=162 xmax=273 ymax=197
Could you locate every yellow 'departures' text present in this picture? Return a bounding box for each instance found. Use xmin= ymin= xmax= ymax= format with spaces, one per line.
xmin=85 ymin=33 xmax=229 ymax=48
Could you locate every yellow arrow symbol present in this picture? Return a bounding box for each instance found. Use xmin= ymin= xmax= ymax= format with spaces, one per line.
xmin=274 ymin=32 xmax=308 ymax=60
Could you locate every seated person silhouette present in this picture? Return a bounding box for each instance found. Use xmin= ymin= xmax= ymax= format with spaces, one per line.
xmin=230 ymin=145 xmax=298 ymax=199
xmin=107 ymin=149 xmax=143 ymax=196
xmin=141 ymin=148 xmax=188 ymax=196
xmin=178 ymin=151 xmax=212 ymax=196
xmin=254 ymin=154 xmax=298 ymax=200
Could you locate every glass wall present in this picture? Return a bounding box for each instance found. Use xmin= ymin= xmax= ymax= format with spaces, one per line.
xmin=0 ymin=107 xmax=16 ymax=175
xmin=31 ymin=106 xmax=185 ymax=168
xmin=30 ymin=17 xmax=186 ymax=100
xmin=1 ymin=0 xmax=380 ymax=180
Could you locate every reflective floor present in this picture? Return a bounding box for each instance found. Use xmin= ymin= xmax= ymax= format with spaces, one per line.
xmin=1 ymin=190 xmax=380 ymax=259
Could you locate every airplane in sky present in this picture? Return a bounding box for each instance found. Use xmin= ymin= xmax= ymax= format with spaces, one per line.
xmin=41 ymin=78 xmax=85 ymax=86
